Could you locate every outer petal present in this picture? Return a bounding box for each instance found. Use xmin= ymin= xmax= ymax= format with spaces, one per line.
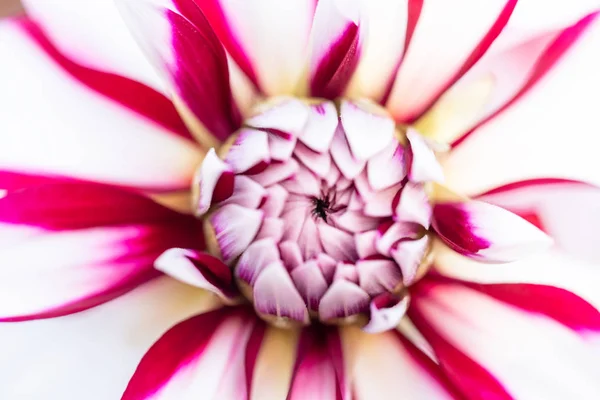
xmin=386 ymin=0 xmax=517 ymax=122
xmin=22 ymin=0 xmax=164 ymax=92
xmin=116 ymin=0 xmax=241 ymax=143
xmin=477 ymin=179 xmax=600 ymax=263
xmin=443 ymin=13 xmax=600 ymax=194
xmin=0 ymin=277 xmax=221 ymax=400
xmin=409 ymin=277 xmax=600 ymax=399
xmin=196 ymin=0 xmax=316 ymax=95
xmin=0 ymin=182 xmax=203 ymax=321
xmin=0 ymin=20 xmax=202 ymax=191
xmin=122 ymin=308 xmax=255 ymax=400
xmin=343 ymin=326 xmax=461 ymax=399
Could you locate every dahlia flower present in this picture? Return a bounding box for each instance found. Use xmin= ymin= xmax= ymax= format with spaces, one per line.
xmin=2 ymin=0 xmax=600 ymax=398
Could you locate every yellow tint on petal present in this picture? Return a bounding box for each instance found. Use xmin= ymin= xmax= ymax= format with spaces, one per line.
xmin=250 ymin=327 xmax=300 ymax=400
xmin=172 ymin=95 xmax=220 ymax=150
xmin=415 ymin=75 xmax=495 ymax=145
xmin=429 ymin=183 xmax=469 ymax=203
xmin=148 ymin=190 xmax=193 ymax=214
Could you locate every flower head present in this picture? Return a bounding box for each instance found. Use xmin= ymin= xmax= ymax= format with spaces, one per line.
xmin=2 ymin=0 xmax=600 ymax=399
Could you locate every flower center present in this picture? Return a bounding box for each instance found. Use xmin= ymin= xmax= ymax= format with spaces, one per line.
xmin=194 ymin=97 xmax=442 ymax=329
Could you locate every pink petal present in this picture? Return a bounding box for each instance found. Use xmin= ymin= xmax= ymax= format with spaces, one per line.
xmin=294 ymin=143 xmax=332 ymax=178
xmin=260 ymin=184 xmax=288 ymax=217
xmin=246 ymin=98 xmax=309 ymax=139
xmin=256 ymin=217 xmax=285 ymax=242
xmin=194 ymin=0 xmax=316 ymax=95
xmin=444 ymin=13 xmax=600 ymax=194
xmin=330 ymin=126 xmax=366 ymax=179
xmin=318 ymin=224 xmax=359 ymax=262
xmin=268 ymin=135 xmax=297 ymax=162
xmin=154 ymin=248 xmax=237 ymax=300
xmin=288 ymin=328 xmax=348 ymax=400
xmin=410 ymin=277 xmax=600 ymax=398
xmin=319 ymin=280 xmax=370 ymax=321
xmin=298 ymin=101 xmax=339 ymax=153
xmin=363 ymin=183 xmax=401 ymax=217
xmin=0 ymin=21 xmax=202 ymax=191
xmin=279 ymin=241 xmax=305 ymax=271
xmin=235 ymin=238 xmax=280 ymax=286
xmin=253 ymin=261 xmax=309 ymax=324
xmin=391 ymin=235 xmax=430 ymax=286
xmin=406 ymin=129 xmax=444 ymax=183
xmin=394 ymin=182 xmax=433 ymax=228
xmin=210 ymin=204 xmax=263 ymax=263
xmin=348 ymin=327 xmax=462 ymax=400
xmin=309 ymin=0 xmax=361 ymax=99
xmin=354 ymin=230 xmax=379 ymax=259
xmin=221 ymin=175 xmax=266 ymax=209
xmin=363 ymin=293 xmax=410 ymax=333
xmin=122 ymin=308 xmax=255 ymax=400
xmin=477 ymin=179 xmax=600 ymax=263
xmin=195 ymin=148 xmax=234 ymax=215
xmin=356 ymin=259 xmax=403 ymax=296
xmin=225 ymin=128 xmax=271 ymax=174
xmin=340 ymin=99 xmax=395 ymax=160
xmin=116 ymin=0 xmax=241 ymax=141
xmin=0 ymin=182 xmax=202 ymax=321
xmin=386 ymin=0 xmax=517 ymax=122
xmin=376 ymin=221 xmax=421 ymax=256
xmin=291 ymin=260 xmax=329 ymax=311
xmin=251 ymin=159 xmax=300 ymax=187
xmin=433 ymin=199 xmax=552 ymax=262
xmin=367 ymin=141 xmax=407 ymax=190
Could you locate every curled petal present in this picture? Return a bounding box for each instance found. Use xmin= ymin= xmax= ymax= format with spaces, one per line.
xmin=319 ymin=280 xmax=370 ymax=321
xmin=195 ymin=148 xmax=234 ymax=215
xmin=407 ymin=129 xmax=444 ymax=183
xmin=363 ymin=293 xmax=410 ymax=334
xmin=245 ymin=98 xmax=309 ymax=139
xmin=210 ymin=204 xmax=263 ymax=263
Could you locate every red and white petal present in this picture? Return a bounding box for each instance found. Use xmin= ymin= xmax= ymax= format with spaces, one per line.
xmin=288 ymin=328 xmax=349 ymax=400
xmin=433 ymin=199 xmax=552 ymax=263
xmin=235 ymin=238 xmax=280 ymax=286
xmin=319 ymin=280 xmax=370 ymax=321
xmin=0 ymin=21 xmax=202 ymax=191
xmin=478 ymin=179 xmax=600 ymax=263
xmin=298 ymin=101 xmax=339 ymax=153
xmin=406 ymin=129 xmax=444 ymax=183
xmin=308 ymin=0 xmax=361 ymax=99
xmin=291 ymin=261 xmax=329 ymax=311
xmin=344 ymin=327 xmax=461 ymax=400
xmin=409 ymin=277 xmax=600 ymax=399
xmin=209 ymin=204 xmax=263 ymax=263
xmin=363 ymin=293 xmax=410 ymax=334
xmin=195 ymin=149 xmax=234 ymax=215
xmin=394 ymin=182 xmax=433 ymax=228
xmin=345 ymin=0 xmax=408 ymax=101
xmin=330 ymin=127 xmax=367 ymax=180
xmin=294 ymin=143 xmax=332 ymax=178
xmin=0 ymin=182 xmax=202 ymax=321
xmin=116 ymin=0 xmax=241 ymax=142
xmin=340 ymin=99 xmax=395 ymax=160
xmin=154 ymin=248 xmax=237 ymax=300
xmin=0 ymin=277 xmax=220 ymax=400
xmin=23 ymin=0 xmax=164 ymax=92
xmin=222 ymin=175 xmax=267 ymax=209
xmin=253 ymin=261 xmax=310 ymax=324
xmin=444 ymin=14 xmax=600 ymax=194
xmin=391 ymin=235 xmax=430 ymax=286
xmin=196 ymin=0 xmax=315 ymax=95
xmin=367 ymin=141 xmax=407 ymax=191
xmin=386 ymin=0 xmax=517 ymax=122
xmin=225 ymin=128 xmax=271 ymax=174
xmin=122 ymin=308 xmax=255 ymax=400
xmin=376 ymin=221 xmax=421 ymax=257
xmin=246 ymin=98 xmax=309 ymax=139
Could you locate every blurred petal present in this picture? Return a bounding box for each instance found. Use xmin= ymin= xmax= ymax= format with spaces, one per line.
xmin=386 ymin=0 xmax=517 ymax=122
xmin=432 ymin=199 xmax=551 ymax=262
xmin=0 ymin=277 xmax=220 ymax=400
xmin=196 ymin=0 xmax=316 ymax=95
xmin=410 ymin=277 xmax=600 ymax=399
xmin=122 ymin=308 xmax=255 ymax=400
xmin=477 ymin=179 xmax=600 ymax=263
xmin=444 ymin=13 xmax=600 ymax=194
xmin=343 ymin=326 xmax=461 ymax=399
xmin=116 ymin=0 xmax=242 ymax=143
xmin=0 ymin=21 xmax=202 ymax=191
xmin=0 ymin=182 xmax=202 ymax=321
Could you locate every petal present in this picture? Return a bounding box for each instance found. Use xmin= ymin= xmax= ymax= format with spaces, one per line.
xmin=432 ymin=199 xmax=552 ymax=263
xmin=443 ymin=13 xmax=600 ymax=194
xmin=291 ymin=260 xmax=329 ymax=311
xmin=386 ymin=0 xmax=517 ymax=122
xmin=409 ymin=277 xmax=600 ymax=399
xmin=194 ymin=148 xmax=234 ymax=215
xmin=0 ymin=182 xmax=203 ymax=321
xmin=309 ymin=0 xmax=361 ymax=99
xmin=245 ymin=98 xmax=310 ymax=139
xmin=253 ymin=261 xmax=310 ymax=324
xmin=154 ymin=248 xmax=237 ymax=300
xmin=477 ymin=179 xmax=600 ymax=263
xmin=330 ymin=126 xmax=366 ymax=180
xmin=340 ymin=99 xmax=395 ymax=160
xmin=362 ymin=293 xmax=410 ymax=334
xmin=406 ymin=129 xmax=444 ymax=183
xmin=116 ymin=0 xmax=241 ymax=142
xmin=343 ymin=326 xmax=462 ymax=399
xmin=195 ymin=0 xmax=315 ymax=95
xmin=225 ymin=128 xmax=271 ymax=174
xmin=0 ymin=21 xmax=202 ymax=191
xmin=235 ymin=238 xmax=280 ymax=286
xmin=22 ymin=0 xmax=164 ymax=92
xmin=122 ymin=308 xmax=255 ymax=400
xmin=298 ymin=101 xmax=339 ymax=153
xmin=288 ymin=327 xmax=349 ymax=400
xmin=391 ymin=235 xmax=430 ymax=285
xmin=209 ymin=204 xmax=263 ymax=263
xmin=356 ymin=259 xmax=403 ymax=296
xmin=319 ymin=280 xmax=370 ymax=321
xmin=394 ymin=182 xmax=433 ymax=228
xmin=0 ymin=277 xmax=220 ymax=400
xmin=367 ymin=141 xmax=407 ymax=191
